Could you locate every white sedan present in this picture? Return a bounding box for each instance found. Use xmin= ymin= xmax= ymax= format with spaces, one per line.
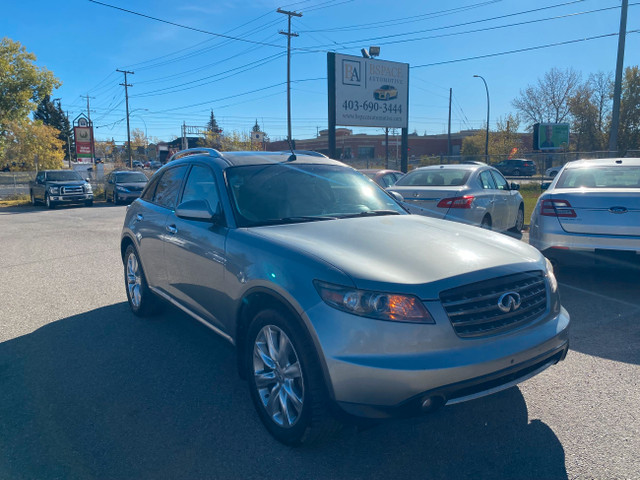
xmin=388 ymin=164 xmax=525 ymax=232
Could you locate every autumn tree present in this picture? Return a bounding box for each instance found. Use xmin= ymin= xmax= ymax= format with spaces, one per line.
xmin=618 ymin=65 xmax=640 ymax=154
xmin=512 ymin=67 xmax=581 ymax=127
xmin=3 ymin=119 xmax=65 ymax=170
xmin=461 ymin=114 xmax=526 ymax=160
xmin=568 ymin=84 xmax=602 ymax=152
xmin=33 ymin=95 xmax=73 ymax=161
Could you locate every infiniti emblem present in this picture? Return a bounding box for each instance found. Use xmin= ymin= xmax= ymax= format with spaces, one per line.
xmin=498 ymin=292 xmax=522 ymax=313
xmin=609 ymin=206 xmax=628 ymax=214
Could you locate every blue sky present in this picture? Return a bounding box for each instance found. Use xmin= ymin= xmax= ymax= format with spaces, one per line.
xmin=2 ymin=0 xmax=638 ymax=143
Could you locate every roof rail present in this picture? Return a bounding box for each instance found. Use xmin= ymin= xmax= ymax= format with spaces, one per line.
xmin=168 ymin=148 xmax=222 ymax=163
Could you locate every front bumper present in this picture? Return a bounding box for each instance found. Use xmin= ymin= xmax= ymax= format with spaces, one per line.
xmin=115 ymin=191 xmax=142 ymax=201
xmin=50 ymin=194 xmax=93 ymax=203
xmin=305 ymin=301 xmax=570 ymax=419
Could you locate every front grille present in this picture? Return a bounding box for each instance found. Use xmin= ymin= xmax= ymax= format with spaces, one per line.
xmin=440 ymin=271 xmax=547 ymax=338
xmin=62 ymin=185 xmax=83 ymax=195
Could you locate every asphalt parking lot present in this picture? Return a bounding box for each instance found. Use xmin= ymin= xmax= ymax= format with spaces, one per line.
xmin=0 ymin=204 xmax=638 ymax=480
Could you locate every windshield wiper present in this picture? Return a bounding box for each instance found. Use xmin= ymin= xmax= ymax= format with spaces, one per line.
xmin=338 ymin=210 xmax=402 ymax=219
xmin=252 ymin=215 xmax=338 ymax=226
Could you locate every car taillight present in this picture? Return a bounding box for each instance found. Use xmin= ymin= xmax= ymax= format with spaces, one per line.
xmin=540 ymin=199 xmax=577 ymax=217
xmin=437 ymin=195 xmax=474 ymax=209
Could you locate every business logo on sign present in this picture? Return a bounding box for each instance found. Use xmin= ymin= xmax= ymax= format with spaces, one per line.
xmin=342 ymin=59 xmax=362 ymax=86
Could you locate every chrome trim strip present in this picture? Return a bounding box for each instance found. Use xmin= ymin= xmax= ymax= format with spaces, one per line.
xmin=445 ymin=359 xmax=556 ymax=405
xmin=150 ymin=286 xmax=235 ymax=345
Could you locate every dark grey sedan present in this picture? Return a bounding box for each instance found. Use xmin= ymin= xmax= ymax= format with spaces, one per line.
xmin=105 ymin=171 xmax=148 ymax=204
xmin=120 ymin=149 xmax=569 ymax=445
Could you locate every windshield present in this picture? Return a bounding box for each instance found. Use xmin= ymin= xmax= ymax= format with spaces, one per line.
xmin=395 ymin=168 xmax=471 ymax=187
xmin=226 ymin=163 xmax=406 ymax=227
xmin=115 ymin=172 xmax=148 ymax=183
xmin=556 ymin=167 xmax=640 ymax=188
xmin=46 ymin=171 xmax=83 ymax=181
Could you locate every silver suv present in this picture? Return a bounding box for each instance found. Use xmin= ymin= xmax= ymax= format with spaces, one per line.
xmin=120 ymin=149 xmax=570 ymax=445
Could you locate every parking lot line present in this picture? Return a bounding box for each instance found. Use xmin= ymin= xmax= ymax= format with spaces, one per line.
xmin=559 ymin=282 xmax=640 ymax=309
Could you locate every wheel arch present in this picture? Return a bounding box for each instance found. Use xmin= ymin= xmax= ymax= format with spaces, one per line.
xmin=234 ymin=286 xmax=336 ymax=400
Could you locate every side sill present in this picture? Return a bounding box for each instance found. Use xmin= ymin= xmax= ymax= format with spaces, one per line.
xmin=150 ymin=286 xmax=235 ymax=345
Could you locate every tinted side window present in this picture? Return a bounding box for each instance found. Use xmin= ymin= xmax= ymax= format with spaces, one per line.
xmin=181 ymin=165 xmax=220 ymax=212
xmin=141 ymin=174 xmax=162 ymax=202
xmin=153 ymin=166 xmax=188 ymax=209
xmin=479 ymin=171 xmax=496 ymax=189
xmin=490 ymin=170 xmax=509 ymax=191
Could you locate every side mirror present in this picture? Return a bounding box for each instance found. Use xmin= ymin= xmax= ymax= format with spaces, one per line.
xmin=510 ymin=182 xmax=520 ymax=190
xmin=175 ymin=199 xmax=215 ymax=222
xmin=388 ymin=190 xmax=404 ymax=203
xmin=540 ymin=181 xmax=551 ymax=191
xmin=86 ymin=178 xmax=91 ymax=182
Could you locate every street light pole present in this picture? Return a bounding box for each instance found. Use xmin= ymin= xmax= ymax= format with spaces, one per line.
xmin=474 ymin=75 xmax=490 ymax=162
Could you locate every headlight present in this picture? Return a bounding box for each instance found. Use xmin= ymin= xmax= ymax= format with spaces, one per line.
xmin=85 ymin=183 xmax=93 ymax=193
xmin=48 ymin=186 xmax=59 ymax=194
xmin=545 ymin=258 xmax=558 ymax=293
xmin=314 ymin=281 xmax=434 ymax=323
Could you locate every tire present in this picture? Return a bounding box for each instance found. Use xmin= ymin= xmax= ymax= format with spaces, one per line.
xmin=245 ymin=308 xmax=341 ymax=446
xmin=480 ymin=214 xmax=492 ymax=230
xmin=45 ymin=193 xmax=55 ymax=209
xmin=85 ymin=200 xmax=93 ymax=207
xmin=513 ymin=169 xmax=521 ymax=176
xmin=124 ymin=245 xmax=161 ymax=317
xmin=30 ymin=190 xmax=37 ymax=206
xmin=113 ymin=191 xmax=119 ymax=205
xmin=511 ymin=205 xmax=525 ymax=233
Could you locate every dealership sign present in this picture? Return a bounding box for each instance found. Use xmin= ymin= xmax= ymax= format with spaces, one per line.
xmin=73 ymin=116 xmax=94 ymax=162
xmin=331 ymin=53 xmax=409 ymax=129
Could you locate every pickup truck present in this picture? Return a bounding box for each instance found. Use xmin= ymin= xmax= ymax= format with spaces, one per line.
xmin=30 ymin=170 xmax=94 ymax=209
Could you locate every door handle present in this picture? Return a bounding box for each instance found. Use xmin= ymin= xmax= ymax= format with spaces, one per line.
xmin=136 ymin=214 xmax=144 ymax=221
xmin=167 ymin=224 xmax=178 ymax=234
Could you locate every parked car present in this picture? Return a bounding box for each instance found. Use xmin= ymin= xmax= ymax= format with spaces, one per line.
xmin=149 ymin=160 xmax=162 ymax=169
xmin=121 ymin=148 xmax=569 ymax=445
xmin=530 ymin=158 xmax=640 ymax=267
xmin=388 ymin=164 xmax=525 ymax=232
xmin=494 ymin=159 xmax=537 ymax=177
xmin=360 ymin=168 xmax=404 ymax=187
xmin=105 ymin=170 xmax=149 ymax=204
xmin=545 ymin=166 xmax=562 ymax=178
xmin=132 ymin=160 xmax=143 ymax=168
xmin=29 ymin=170 xmax=93 ymax=209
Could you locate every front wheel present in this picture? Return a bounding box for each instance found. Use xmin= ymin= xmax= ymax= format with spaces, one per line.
xmin=45 ymin=193 xmax=55 ymax=209
xmin=30 ymin=190 xmax=37 ymax=206
xmin=85 ymin=200 xmax=93 ymax=207
xmin=124 ymin=245 xmax=161 ymax=317
xmin=246 ymin=309 xmax=341 ymax=445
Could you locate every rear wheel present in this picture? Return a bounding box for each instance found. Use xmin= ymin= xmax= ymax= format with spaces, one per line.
xmin=481 ymin=215 xmax=492 ymax=230
xmin=513 ymin=169 xmax=521 ymax=176
xmin=511 ymin=205 xmax=524 ymax=232
xmin=124 ymin=245 xmax=161 ymax=317
xmin=245 ymin=309 xmax=341 ymax=445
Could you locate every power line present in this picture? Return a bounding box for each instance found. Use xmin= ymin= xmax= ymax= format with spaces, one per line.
xmin=412 ymin=30 xmax=640 ymax=68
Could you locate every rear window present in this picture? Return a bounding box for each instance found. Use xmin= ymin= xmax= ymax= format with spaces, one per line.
xmin=395 ymin=169 xmax=470 ymax=187
xmin=556 ymin=167 xmax=640 ymax=189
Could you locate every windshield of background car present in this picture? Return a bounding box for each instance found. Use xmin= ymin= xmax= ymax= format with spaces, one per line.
xmin=116 ymin=172 xmax=148 ymax=183
xmin=47 ymin=171 xmax=83 ymax=181
xmin=555 ymin=167 xmax=640 ymax=188
xmin=226 ymin=163 xmax=406 ymax=227
xmin=395 ymin=168 xmax=471 ymax=187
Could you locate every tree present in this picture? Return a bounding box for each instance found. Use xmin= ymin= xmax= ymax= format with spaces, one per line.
xmin=568 ymin=84 xmax=602 ymax=152
xmin=252 ymin=120 xmax=261 ymax=133
xmin=618 ymin=65 xmax=640 ymax=154
xmin=33 ymin=95 xmax=73 ymax=161
xmin=0 ymin=38 xmax=60 ymax=126
xmin=589 ymin=71 xmax=613 ymax=135
xmin=3 ymin=119 xmax=64 ymax=170
xmin=206 ymin=110 xmax=221 ymax=134
xmin=461 ymin=114 xmax=526 ymax=159
xmin=512 ymin=67 xmax=581 ymax=127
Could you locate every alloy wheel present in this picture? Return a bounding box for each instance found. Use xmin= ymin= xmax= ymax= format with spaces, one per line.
xmin=252 ymin=325 xmax=305 ymax=428
xmin=126 ymin=252 xmax=142 ymax=308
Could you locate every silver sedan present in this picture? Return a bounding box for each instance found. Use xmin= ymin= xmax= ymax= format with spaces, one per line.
xmin=388 ymin=164 xmax=525 ymax=232
xmin=530 ymin=158 xmax=640 ymax=267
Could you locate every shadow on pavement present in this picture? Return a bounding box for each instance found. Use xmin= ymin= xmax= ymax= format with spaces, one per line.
xmin=557 ymin=265 xmax=640 ymax=366
xmin=0 ymin=303 xmax=567 ymax=480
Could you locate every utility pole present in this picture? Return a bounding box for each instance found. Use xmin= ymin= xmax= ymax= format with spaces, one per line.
xmin=117 ymin=69 xmax=134 ymax=168
xmin=81 ymin=94 xmax=96 ymax=163
xmin=385 ymin=128 xmax=389 ymax=169
xmin=277 ymin=8 xmax=302 ymax=147
xmin=608 ymin=0 xmax=628 ymax=155
xmin=447 ymin=88 xmax=452 ymax=158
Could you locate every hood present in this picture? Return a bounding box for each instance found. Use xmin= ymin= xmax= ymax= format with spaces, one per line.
xmin=47 ymin=181 xmax=87 ymax=186
xmin=249 ymin=215 xmax=542 ymax=293
xmin=117 ymin=182 xmax=148 ymax=188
